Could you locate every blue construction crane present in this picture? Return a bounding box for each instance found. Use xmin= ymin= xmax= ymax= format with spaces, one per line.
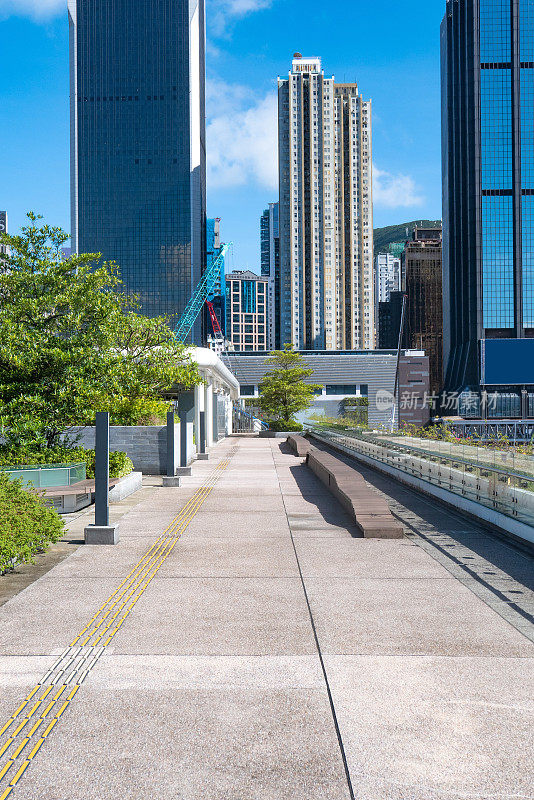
xmin=172 ymin=242 xmax=231 ymax=343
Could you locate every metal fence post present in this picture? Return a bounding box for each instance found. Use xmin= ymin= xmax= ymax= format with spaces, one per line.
xmin=95 ymin=411 xmax=110 ymax=527
xmin=84 ymin=411 xmax=120 ymax=544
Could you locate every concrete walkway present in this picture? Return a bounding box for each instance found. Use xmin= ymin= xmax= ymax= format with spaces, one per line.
xmin=0 ymin=437 xmax=532 ymax=799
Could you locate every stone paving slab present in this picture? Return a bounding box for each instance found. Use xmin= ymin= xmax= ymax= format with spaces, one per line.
xmin=294 ymin=539 xmax=456 ymax=579
xmin=19 ymin=684 xmax=350 ymax=800
xmin=155 ymin=537 xmax=299 ymax=578
xmin=0 ymin=576 xmax=125 ymax=655
xmin=287 ymin=512 xmax=360 ymax=536
xmin=0 ymin=435 xmax=532 ymax=800
xmin=113 ymin=577 xmax=316 ymax=656
xmin=48 ymin=536 xmax=166 ymax=578
xmin=305 ymin=576 xmax=534 ymax=657
xmin=185 ymin=510 xmax=291 ymax=538
xmin=324 ymin=654 xmax=534 ymax=800
xmin=198 ymin=494 xmax=287 ymax=513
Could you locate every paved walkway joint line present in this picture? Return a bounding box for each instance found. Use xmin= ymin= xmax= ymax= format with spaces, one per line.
xmin=0 ymin=447 xmax=238 ymax=799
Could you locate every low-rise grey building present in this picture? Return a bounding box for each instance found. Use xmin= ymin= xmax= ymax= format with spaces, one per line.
xmin=222 ymin=349 xmax=429 ymax=427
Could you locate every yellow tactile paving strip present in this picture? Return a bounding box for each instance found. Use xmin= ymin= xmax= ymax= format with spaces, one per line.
xmin=0 ymin=447 xmax=237 ymax=799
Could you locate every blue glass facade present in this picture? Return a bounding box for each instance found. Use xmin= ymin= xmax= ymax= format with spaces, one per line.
xmin=442 ymin=0 xmax=534 ymax=398
xmin=241 ymin=281 xmax=257 ymax=314
xmin=69 ymin=0 xmax=206 ymax=340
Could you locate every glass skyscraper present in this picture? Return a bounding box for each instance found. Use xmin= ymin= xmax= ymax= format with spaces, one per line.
xmin=69 ymin=0 xmax=206 ymax=342
xmin=442 ymin=0 xmax=534 ymax=402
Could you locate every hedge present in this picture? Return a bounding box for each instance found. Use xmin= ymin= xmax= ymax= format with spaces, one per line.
xmin=0 ymin=471 xmax=64 ymax=574
xmin=0 ymin=446 xmax=133 ymax=480
xmin=267 ymin=419 xmax=304 ymax=432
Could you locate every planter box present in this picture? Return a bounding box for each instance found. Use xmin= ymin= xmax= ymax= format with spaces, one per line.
xmin=109 ymin=471 xmax=142 ymax=502
xmin=46 ymin=471 xmax=142 ymax=514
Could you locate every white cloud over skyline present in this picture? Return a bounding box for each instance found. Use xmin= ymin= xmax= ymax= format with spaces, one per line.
xmin=372 ymin=165 xmax=424 ymax=208
xmin=206 ymin=79 xmax=278 ymax=190
xmin=207 ymin=80 xmax=424 ymax=209
xmin=0 ymin=0 xmax=64 ymax=19
xmin=207 ymin=0 xmax=272 ymax=37
xmin=1 ymin=0 xmax=272 ymax=22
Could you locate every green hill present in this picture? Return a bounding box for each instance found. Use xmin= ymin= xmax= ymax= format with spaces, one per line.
xmin=374 ymin=220 xmax=442 ymax=254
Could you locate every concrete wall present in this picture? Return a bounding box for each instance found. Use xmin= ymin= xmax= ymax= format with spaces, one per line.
xmin=70 ymin=426 xmax=171 ymax=475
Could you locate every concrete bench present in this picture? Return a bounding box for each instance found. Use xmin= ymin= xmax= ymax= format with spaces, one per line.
xmin=306 ymin=450 xmax=404 ymax=539
xmin=287 ymin=434 xmax=315 ymax=457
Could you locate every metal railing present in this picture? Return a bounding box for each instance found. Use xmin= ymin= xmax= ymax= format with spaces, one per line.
xmin=447 ymin=420 xmax=534 ymax=444
xmin=308 ymin=427 xmax=534 ymax=530
xmin=232 ymin=404 xmax=268 ymax=433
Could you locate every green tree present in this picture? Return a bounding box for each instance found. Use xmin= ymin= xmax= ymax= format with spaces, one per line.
xmin=0 ymin=213 xmax=199 ymax=450
xmin=258 ymin=344 xmax=321 ymax=430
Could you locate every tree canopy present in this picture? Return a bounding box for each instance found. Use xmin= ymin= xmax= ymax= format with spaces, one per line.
xmin=0 ymin=213 xmax=200 ymax=449
xmin=258 ymin=344 xmax=321 ymax=429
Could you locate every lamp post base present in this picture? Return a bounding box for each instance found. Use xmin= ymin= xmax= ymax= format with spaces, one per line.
xmin=84 ymin=524 xmax=120 ymax=545
xmin=162 ymin=476 xmax=182 ymax=487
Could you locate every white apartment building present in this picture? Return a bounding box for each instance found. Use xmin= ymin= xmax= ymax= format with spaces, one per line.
xmin=375 ymin=252 xmax=401 ymax=306
xmin=278 ymin=54 xmax=374 ymax=351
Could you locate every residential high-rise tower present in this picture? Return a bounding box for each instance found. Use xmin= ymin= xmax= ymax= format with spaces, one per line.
xmin=442 ymin=0 xmax=534 ymax=403
xmin=69 ymin=0 xmax=206 ymax=342
xmin=278 ymin=54 xmax=374 ymax=351
xmin=260 ymin=202 xmax=280 ymax=349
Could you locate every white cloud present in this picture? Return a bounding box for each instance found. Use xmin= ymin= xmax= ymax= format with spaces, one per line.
xmin=372 ymin=164 xmax=424 ymax=208
xmin=222 ymin=0 xmax=272 ymax=15
xmin=207 ymin=79 xmax=278 ymax=191
xmin=0 ymin=0 xmax=64 ymax=19
xmin=207 ymin=0 xmax=272 ymax=37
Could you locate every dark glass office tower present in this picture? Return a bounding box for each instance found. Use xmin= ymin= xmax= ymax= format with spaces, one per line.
xmin=69 ymin=0 xmax=206 ymax=341
xmin=442 ymin=0 xmax=534 ymax=403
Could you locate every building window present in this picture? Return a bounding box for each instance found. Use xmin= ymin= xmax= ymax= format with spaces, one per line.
xmin=325 ymin=384 xmax=358 ymax=396
xmin=240 ymin=385 xmax=255 ymax=396
xmin=241 ymin=281 xmax=257 ymax=313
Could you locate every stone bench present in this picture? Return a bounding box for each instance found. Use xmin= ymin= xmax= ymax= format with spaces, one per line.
xmin=306 ymin=450 xmax=404 ymax=539
xmin=286 ymin=434 xmax=315 ymax=457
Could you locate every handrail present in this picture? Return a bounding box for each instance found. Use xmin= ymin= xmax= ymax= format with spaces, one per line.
xmin=309 ymin=426 xmax=534 ymax=484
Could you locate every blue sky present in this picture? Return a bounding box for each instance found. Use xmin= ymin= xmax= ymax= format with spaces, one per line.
xmin=0 ymin=0 xmax=445 ymax=270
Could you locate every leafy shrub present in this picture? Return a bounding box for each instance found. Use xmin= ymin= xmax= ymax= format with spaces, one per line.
xmin=84 ymin=398 xmax=173 ymax=426
xmin=0 ymin=447 xmax=133 ymax=480
xmin=0 ymin=471 xmax=64 ymax=573
xmin=342 ymin=397 xmax=369 ymax=408
xmin=268 ymin=419 xmax=303 ymax=432
xmin=342 ymin=396 xmax=369 ymax=425
xmin=81 ymin=449 xmax=134 ymax=479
